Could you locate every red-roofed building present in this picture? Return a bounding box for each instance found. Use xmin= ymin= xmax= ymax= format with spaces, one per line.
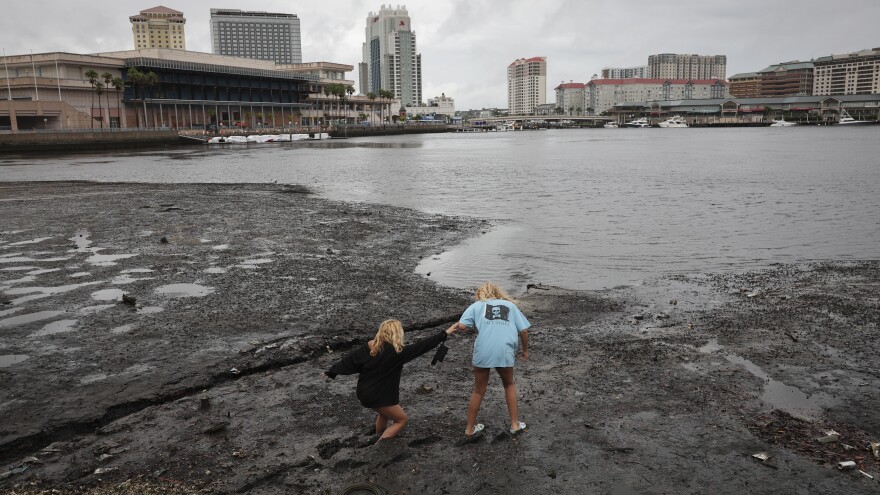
xmin=586 ymin=78 xmax=729 ymax=115
xmin=130 ymin=6 xmax=186 ymax=50
xmin=508 ymin=57 xmax=546 ymax=115
xmin=554 ymin=81 xmax=586 ymax=115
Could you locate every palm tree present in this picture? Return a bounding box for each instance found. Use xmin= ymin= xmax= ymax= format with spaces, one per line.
xmin=322 ymin=85 xmax=332 ymax=126
xmin=345 ymin=85 xmax=355 ymax=124
xmin=102 ymin=72 xmax=113 ymax=127
xmin=111 ymin=77 xmax=124 ymax=129
xmin=85 ymin=70 xmax=99 ymax=129
xmin=367 ymin=92 xmax=376 ymax=124
xmin=95 ymin=82 xmax=105 ymax=129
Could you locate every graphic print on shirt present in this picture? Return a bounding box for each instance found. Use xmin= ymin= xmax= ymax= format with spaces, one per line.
xmin=484 ymin=304 xmax=510 ymax=321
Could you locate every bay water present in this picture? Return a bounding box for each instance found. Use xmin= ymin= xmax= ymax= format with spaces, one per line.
xmin=2 ymin=126 xmax=878 ymax=292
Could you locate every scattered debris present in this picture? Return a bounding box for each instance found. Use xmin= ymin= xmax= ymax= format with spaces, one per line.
xmin=121 ymin=293 xmax=137 ymax=306
xmin=98 ymin=454 xmax=113 ymax=463
xmin=871 ymin=441 xmax=879 ymax=460
xmin=93 ymin=467 xmax=116 ymax=475
xmin=229 ymin=367 xmax=241 ymax=375
xmin=817 ymin=430 xmax=840 ymax=443
xmin=837 ymin=461 xmax=857 ymax=471
xmin=159 ymin=236 xmax=168 ymax=244
xmin=860 ymin=470 xmax=874 ymax=480
xmin=200 ymin=393 xmax=211 ymax=410
xmin=752 ymin=452 xmax=770 ymax=462
xmin=202 ymin=421 xmax=229 ymax=434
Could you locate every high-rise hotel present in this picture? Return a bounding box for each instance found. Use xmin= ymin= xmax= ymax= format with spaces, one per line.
xmin=507 ymin=57 xmax=547 ymax=115
xmin=359 ymin=5 xmax=422 ymax=106
xmin=647 ymin=53 xmax=726 ymax=80
xmin=130 ymin=6 xmax=186 ymax=50
xmin=210 ymin=9 xmax=303 ymax=65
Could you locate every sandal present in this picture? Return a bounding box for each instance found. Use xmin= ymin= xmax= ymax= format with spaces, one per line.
xmin=509 ymin=421 xmax=527 ymax=435
xmin=466 ymin=423 xmax=485 ymax=437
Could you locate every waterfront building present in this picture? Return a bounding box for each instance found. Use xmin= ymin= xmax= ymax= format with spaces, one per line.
xmin=130 ymin=6 xmax=186 ymax=50
xmin=508 ymin=57 xmax=547 ymax=115
xmin=533 ymin=103 xmax=557 ymax=116
xmin=359 ymin=5 xmax=423 ymax=106
xmin=756 ymin=61 xmax=814 ymax=97
xmin=404 ymin=93 xmax=455 ymax=121
xmin=554 ymin=82 xmax=586 ymax=115
xmin=602 ymin=66 xmax=648 ymax=79
xmin=648 ymin=53 xmax=726 ymax=80
xmin=813 ymin=47 xmax=880 ymax=96
xmin=728 ymin=72 xmax=760 ymax=98
xmin=1 ymin=48 xmax=380 ymax=132
xmin=611 ymin=94 xmax=880 ymax=123
xmin=586 ymin=78 xmax=728 ymax=115
xmin=210 ymin=9 xmax=302 ymax=65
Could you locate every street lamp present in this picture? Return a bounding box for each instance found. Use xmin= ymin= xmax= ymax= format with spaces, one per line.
xmin=43 ymin=118 xmax=47 ymax=129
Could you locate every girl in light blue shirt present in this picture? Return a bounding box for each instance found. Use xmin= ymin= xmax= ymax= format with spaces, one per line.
xmin=448 ymin=282 xmax=530 ymax=438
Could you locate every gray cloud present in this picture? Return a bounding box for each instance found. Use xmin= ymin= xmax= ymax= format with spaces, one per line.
xmin=2 ymin=0 xmax=878 ymax=109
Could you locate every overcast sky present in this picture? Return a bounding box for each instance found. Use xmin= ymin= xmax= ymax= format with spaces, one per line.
xmin=2 ymin=0 xmax=879 ymax=109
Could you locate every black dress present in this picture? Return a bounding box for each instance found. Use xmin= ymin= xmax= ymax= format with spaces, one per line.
xmin=326 ymin=330 xmax=448 ymax=408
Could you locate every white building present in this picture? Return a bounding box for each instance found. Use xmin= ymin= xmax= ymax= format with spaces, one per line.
xmin=586 ymin=78 xmax=729 ymax=115
xmin=554 ymin=82 xmax=585 ymax=114
xmin=813 ymin=47 xmax=880 ymax=96
xmin=404 ymin=93 xmax=455 ymax=120
xmin=359 ymin=5 xmax=423 ymax=106
xmin=602 ymin=66 xmax=648 ymax=79
xmin=508 ymin=57 xmax=546 ymax=115
xmin=210 ymin=9 xmax=303 ymax=65
xmin=648 ymin=53 xmax=726 ymax=80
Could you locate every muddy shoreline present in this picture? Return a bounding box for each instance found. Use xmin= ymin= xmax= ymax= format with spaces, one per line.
xmin=1 ymin=182 xmax=878 ymax=494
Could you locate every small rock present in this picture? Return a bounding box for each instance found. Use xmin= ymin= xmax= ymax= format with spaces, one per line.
xmin=160 ymin=236 xmax=168 ymax=244
xmin=94 ymin=467 xmax=116 ymax=475
xmin=121 ymin=294 xmax=137 ymax=306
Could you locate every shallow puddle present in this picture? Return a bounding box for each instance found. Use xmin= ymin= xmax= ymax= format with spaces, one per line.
xmin=1 ymin=266 xmax=39 ymax=271
xmin=69 ymin=272 xmax=92 ymax=277
xmin=10 ymin=236 xmax=54 ymax=246
xmin=154 ymin=284 xmax=214 ymax=297
xmin=0 ymin=354 xmax=29 ymax=367
xmin=26 ymin=268 xmax=61 ymax=275
xmin=0 ymin=310 xmax=66 ymax=328
xmin=70 ymin=231 xmax=93 ymax=251
xmin=111 ymin=324 xmax=136 ymax=334
xmin=112 ymin=274 xmax=155 ymax=285
xmin=85 ymin=252 xmax=137 ymax=266
xmin=697 ymin=338 xmax=823 ymax=418
xmin=212 ymin=244 xmax=229 ymax=251
xmin=91 ymin=288 xmax=126 ymax=301
xmin=204 ymin=267 xmax=227 ymax=274
xmin=34 ymin=319 xmax=78 ymax=336
xmin=7 ymin=281 xmax=103 ymax=305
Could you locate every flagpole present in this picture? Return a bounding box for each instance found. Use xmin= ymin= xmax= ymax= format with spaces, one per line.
xmin=30 ymin=49 xmax=39 ymax=101
xmin=2 ymin=48 xmax=12 ymax=101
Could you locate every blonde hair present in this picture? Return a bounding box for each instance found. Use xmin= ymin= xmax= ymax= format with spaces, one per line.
xmin=474 ymin=282 xmax=514 ymax=302
xmin=369 ymin=319 xmax=405 ymax=357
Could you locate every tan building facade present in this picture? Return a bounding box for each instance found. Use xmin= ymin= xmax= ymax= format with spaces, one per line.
xmin=508 ymin=57 xmax=547 ymax=115
xmin=587 ymin=78 xmax=729 ymax=115
xmin=813 ymin=47 xmax=880 ymax=96
xmin=648 ymin=53 xmax=726 ymax=80
xmin=130 ymin=6 xmax=186 ymax=50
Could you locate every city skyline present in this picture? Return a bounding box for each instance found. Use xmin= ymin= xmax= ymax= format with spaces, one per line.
xmin=2 ymin=0 xmax=879 ymax=110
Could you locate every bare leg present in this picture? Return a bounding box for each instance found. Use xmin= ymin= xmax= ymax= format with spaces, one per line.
xmin=466 ymin=367 xmax=490 ymax=435
xmin=372 ymin=405 xmax=408 ymax=439
xmin=496 ymin=367 xmax=520 ymax=431
xmin=375 ymin=414 xmax=388 ymax=435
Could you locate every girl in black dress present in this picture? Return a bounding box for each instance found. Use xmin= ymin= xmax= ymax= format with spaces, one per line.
xmin=324 ymin=319 xmax=459 ymax=440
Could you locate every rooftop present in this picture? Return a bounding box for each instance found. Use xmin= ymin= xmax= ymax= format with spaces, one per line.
xmin=140 ymin=6 xmax=183 ymax=15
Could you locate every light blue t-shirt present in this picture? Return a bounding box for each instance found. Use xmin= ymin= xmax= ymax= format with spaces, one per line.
xmin=459 ymin=299 xmax=530 ymax=368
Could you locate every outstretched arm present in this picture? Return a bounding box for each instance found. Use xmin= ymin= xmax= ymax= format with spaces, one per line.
xmin=519 ymin=330 xmax=529 ymax=361
xmin=399 ymin=327 xmax=455 ymax=363
xmin=325 ymin=346 xmax=366 ymax=379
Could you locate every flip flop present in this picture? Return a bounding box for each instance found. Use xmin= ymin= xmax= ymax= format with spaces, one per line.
xmin=509 ymin=421 xmax=527 ymax=435
xmin=466 ymin=423 xmax=485 ymax=437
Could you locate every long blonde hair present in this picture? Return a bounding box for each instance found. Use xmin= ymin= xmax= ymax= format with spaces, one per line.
xmin=474 ymin=282 xmax=514 ymax=302
xmin=369 ymin=319 xmax=405 ymax=357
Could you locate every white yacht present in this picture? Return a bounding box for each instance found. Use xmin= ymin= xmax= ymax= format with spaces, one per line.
xmin=657 ymin=116 xmax=688 ymax=128
xmin=624 ymin=117 xmax=650 ymax=128
xmin=838 ymin=109 xmax=873 ymax=125
xmin=770 ymin=119 xmax=796 ymax=127
xmin=603 ymin=121 xmax=619 ymax=128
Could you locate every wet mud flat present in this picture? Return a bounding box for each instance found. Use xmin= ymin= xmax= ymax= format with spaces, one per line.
xmin=1 ymin=182 xmax=879 ymax=494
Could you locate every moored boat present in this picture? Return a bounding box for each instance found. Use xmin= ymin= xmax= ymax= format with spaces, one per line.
xmin=623 ymin=117 xmax=650 ymax=128
xmin=838 ymin=109 xmax=873 ymax=125
xmin=657 ymin=116 xmax=688 ymax=128
xmin=770 ymin=119 xmax=796 ymax=127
